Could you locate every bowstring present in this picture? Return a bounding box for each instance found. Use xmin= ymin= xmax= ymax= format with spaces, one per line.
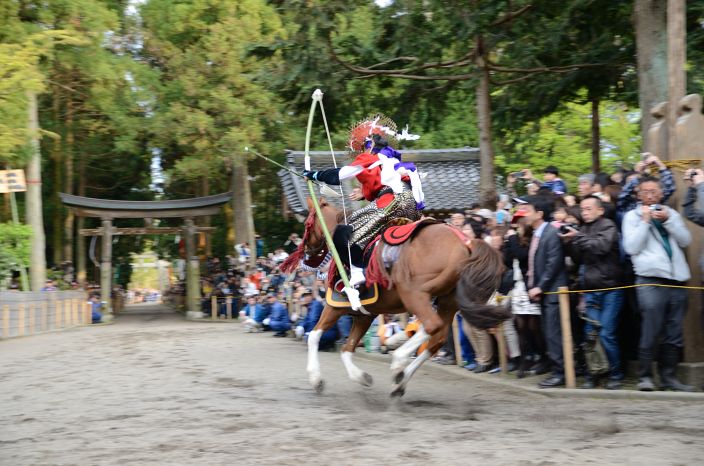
xmin=317 ymin=99 xmax=355 ymax=273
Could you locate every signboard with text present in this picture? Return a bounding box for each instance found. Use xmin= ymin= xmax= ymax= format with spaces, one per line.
xmin=0 ymin=169 xmax=27 ymax=193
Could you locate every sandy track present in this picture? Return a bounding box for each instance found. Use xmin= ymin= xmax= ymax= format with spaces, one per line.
xmin=1 ymin=305 xmax=702 ymax=466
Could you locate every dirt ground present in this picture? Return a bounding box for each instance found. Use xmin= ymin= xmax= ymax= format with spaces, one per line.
xmin=1 ymin=304 xmax=702 ymax=466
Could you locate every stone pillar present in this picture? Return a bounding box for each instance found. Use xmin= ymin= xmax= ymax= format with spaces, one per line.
xmin=673 ymin=94 xmax=704 ymax=362
xmin=646 ymin=102 xmax=668 ymax=158
xmin=100 ymin=218 xmax=113 ymax=320
xmin=184 ymin=218 xmax=202 ymax=319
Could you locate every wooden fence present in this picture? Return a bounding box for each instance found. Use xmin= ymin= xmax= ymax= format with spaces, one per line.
xmin=0 ymin=291 xmax=91 ymax=340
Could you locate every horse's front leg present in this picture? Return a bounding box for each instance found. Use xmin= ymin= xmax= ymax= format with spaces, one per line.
xmin=340 ymin=314 xmax=375 ymax=387
xmin=307 ymin=305 xmax=341 ymax=394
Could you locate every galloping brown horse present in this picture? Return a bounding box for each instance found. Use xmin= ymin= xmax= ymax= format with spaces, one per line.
xmin=288 ymin=198 xmax=509 ymax=397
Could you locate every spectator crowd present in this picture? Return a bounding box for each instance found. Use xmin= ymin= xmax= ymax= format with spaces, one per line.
xmin=180 ymin=153 xmax=704 ymax=393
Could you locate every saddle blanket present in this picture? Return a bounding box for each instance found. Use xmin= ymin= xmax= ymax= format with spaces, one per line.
xmin=382 ymin=218 xmax=440 ymax=246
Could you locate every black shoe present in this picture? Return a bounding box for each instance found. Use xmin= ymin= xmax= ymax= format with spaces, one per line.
xmin=473 ymin=364 xmax=492 ymax=373
xmin=605 ymin=379 xmax=622 ymax=390
xmin=530 ymin=359 xmax=551 ymax=376
xmin=538 ymin=375 xmax=565 ymax=388
xmin=273 ymin=331 xmax=287 ymax=337
xmin=507 ymin=357 xmax=520 ymax=372
xmin=581 ymin=378 xmax=595 ymax=389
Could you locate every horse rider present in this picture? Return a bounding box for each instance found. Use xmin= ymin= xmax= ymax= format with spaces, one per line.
xmin=302 ymin=115 xmax=425 ymax=287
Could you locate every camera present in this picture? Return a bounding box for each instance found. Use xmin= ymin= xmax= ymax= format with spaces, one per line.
xmin=649 ymin=204 xmax=663 ymax=212
xmin=510 ymin=170 xmax=526 ymax=178
xmin=559 ymin=224 xmax=579 ymax=234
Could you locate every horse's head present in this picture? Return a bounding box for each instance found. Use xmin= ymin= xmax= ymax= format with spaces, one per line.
xmin=280 ymin=196 xmax=341 ymax=274
xmin=304 ymin=197 xmax=339 ymax=257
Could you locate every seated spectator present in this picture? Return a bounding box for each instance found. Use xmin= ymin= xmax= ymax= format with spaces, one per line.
xmin=562 ymin=196 xmax=624 ymax=390
xmin=241 ymin=295 xmax=268 ymax=332
xmin=296 ymin=289 xmax=338 ymax=350
xmin=267 ymin=294 xmax=291 ymax=337
xmin=41 ymin=279 xmax=58 ymax=291
xmin=87 ymin=294 xmax=103 ymax=323
xmin=622 ymin=176 xmax=693 ymax=392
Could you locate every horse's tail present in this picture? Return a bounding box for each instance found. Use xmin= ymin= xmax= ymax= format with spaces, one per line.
xmin=455 ymin=239 xmax=511 ymax=330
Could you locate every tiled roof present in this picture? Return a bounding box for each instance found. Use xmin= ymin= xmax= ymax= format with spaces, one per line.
xmin=278 ymin=148 xmax=481 ymax=218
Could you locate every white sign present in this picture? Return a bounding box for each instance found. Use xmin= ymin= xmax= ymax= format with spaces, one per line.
xmin=0 ymin=169 xmax=27 ymax=193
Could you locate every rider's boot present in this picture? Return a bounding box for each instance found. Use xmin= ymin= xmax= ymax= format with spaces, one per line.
xmin=349 ymin=265 xmax=366 ymax=287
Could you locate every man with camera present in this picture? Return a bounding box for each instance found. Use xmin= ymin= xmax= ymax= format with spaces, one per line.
xmin=561 ymin=196 xmax=624 ymax=389
xmin=617 ymin=153 xmax=675 ymax=215
xmin=683 ymin=168 xmax=704 ymax=226
xmin=622 ymin=176 xmax=693 ymax=391
xmin=507 ymin=166 xmax=567 ymax=197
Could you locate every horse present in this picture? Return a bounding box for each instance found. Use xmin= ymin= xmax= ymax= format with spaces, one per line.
xmin=283 ymin=198 xmax=510 ymax=397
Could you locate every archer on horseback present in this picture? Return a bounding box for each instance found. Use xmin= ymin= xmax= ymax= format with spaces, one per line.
xmin=301 ymin=115 xmax=425 ymax=287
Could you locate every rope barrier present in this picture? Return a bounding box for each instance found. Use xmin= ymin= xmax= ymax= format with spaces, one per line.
xmin=494 ymin=282 xmax=704 ymax=303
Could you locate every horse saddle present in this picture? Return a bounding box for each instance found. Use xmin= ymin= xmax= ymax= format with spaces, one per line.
xmin=381 ymin=218 xmax=441 ymax=246
xmin=326 ymin=280 xmax=379 ymax=308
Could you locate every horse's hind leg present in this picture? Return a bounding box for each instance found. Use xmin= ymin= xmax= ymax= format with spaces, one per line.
xmin=340 ymin=314 xmax=375 ymax=387
xmin=308 ymin=306 xmax=342 ymax=394
xmin=391 ymin=301 xmax=456 ymax=397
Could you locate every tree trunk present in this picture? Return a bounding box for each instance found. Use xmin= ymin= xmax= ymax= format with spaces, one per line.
xmin=232 ymin=153 xmax=255 ymax=269
xmin=591 ymin=96 xmax=601 ymax=173
xmin=51 ymin=86 xmax=63 ymax=265
xmin=667 ymin=0 xmax=686 ymax=161
xmin=26 ymin=91 xmax=47 ymax=290
xmin=63 ymin=95 xmax=74 ymax=265
xmin=634 ymin=0 xmax=668 ymax=146
xmin=475 ymin=38 xmax=496 ymax=209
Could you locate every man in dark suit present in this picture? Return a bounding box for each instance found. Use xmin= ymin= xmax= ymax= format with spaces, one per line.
xmin=524 ymin=195 xmax=569 ymax=388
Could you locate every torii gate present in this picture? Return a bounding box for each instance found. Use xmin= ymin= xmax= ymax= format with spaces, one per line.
xmin=60 ymin=192 xmax=232 ymax=320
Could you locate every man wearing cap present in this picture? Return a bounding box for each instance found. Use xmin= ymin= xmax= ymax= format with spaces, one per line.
xmin=267 ymin=294 xmax=291 ymax=337
xmin=296 ymin=289 xmax=339 ymax=350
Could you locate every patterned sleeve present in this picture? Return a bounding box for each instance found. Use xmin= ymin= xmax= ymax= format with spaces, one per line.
xmin=659 ymin=168 xmax=676 ymax=202
xmin=617 ymin=177 xmax=638 ymax=211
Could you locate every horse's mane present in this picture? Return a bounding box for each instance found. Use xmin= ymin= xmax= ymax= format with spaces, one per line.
xmin=280 ymin=209 xmax=317 ymax=273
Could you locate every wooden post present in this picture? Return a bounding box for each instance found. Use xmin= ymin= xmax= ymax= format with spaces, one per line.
xmin=496 ymin=322 xmax=508 ymax=375
xmin=451 ymin=314 xmax=463 ymax=366
xmin=226 ymin=297 xmax=232 ymax=320
xmin=55 ymin=300 xmax=61 ymax=329
xmin=72 ymin=299 xmax=78 ymax=326
xmin=41 ymin=301 xmax=48 ymax=331
xmin=211 ymin=295 xmax=217 ymax=320
xmin=84 ymin=302 xmax=91 ymax=325
xmin=558 ymin=286 xmax=576 ymax=389
xmin=63 ymin=300 xmax=70 ymax=328
xmin=28 ymin=303 xmax=36 ymax=335
xmin=18 ymin=303 xmax=25 ymax=337
xmin=2 ymin=305 xmax=9 ymax=338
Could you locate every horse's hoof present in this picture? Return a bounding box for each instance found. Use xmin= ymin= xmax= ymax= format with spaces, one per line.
xmin=311 ymin=378 xmax=325 ymax=394
xmin=361 ymin=372 xmax=373 ymax=387
xmin=392 ymin=370 xmax=405 ymax=385
xmin=390 ymin=385 xmax=406 ymax=398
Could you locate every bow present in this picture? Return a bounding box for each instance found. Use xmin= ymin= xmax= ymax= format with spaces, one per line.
xmin=304 ymin=89 xmax=363 ymax=311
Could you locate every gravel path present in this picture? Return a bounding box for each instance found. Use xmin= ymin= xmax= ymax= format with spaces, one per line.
xmin=1 ymin=304 xmax=702 ymax=465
